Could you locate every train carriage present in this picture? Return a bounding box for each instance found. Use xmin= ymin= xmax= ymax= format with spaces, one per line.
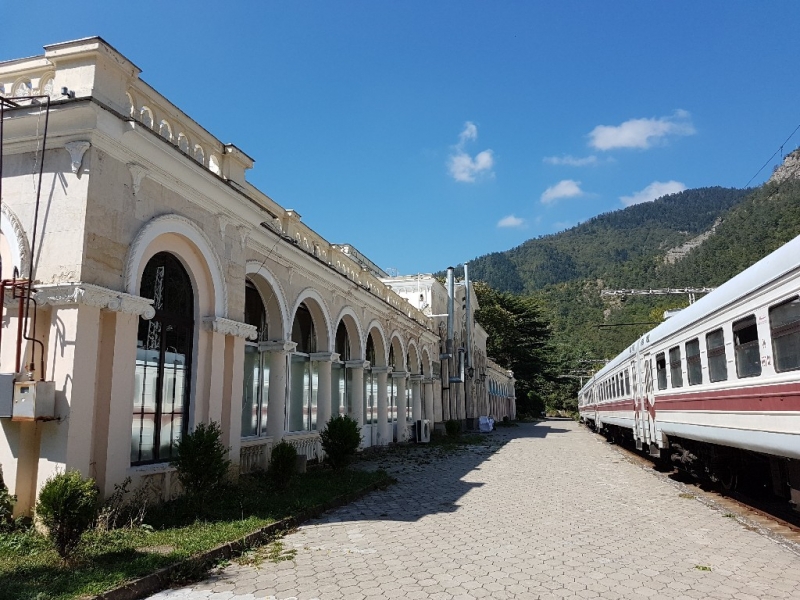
xmin=579 ymin=234 xmax=800 ymax=509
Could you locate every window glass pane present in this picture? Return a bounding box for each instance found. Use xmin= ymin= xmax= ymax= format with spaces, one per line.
xmin=259 ymin=352 xmax=270 ymax=434
xmin=241 ymin=346 xmax=259 ymax=437
xmin=770 ymin=298 xmax=800 ymax=372
xmin=733 ymin=316 xmax=761 ymax=378
xmin=387 ymin=378 xmax=395 ymax=423
xmin=686 ymin=339 xmax=702 ymax=385
xmin=289 ymin=354 xmax=308 ymax=431
xmin=669 ymin=346 xmax=683 ymax=388
xmin=132 ymin=252 xmax=193 ymax=465
xmin=625 ymin=371 xmax=631 ymax=396
xmin=706 ymin=329 xmax=728 ymax=382
xmin=656 ymin=354 xmax=667 ymax=390
xmin=309 ymin=360 xmax=318 ymax=431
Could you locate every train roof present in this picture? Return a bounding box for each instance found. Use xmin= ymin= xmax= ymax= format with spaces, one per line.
xmin=580 ymin=233 xmax=800 ymax=393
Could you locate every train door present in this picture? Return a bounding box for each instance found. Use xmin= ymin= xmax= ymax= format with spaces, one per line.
xmin=641 ymin=353 xmax=658 ymax=447
xmin=631 ymin=358 xmax=644 ymax=449
xmin=639 ymin=354 xmax=654 ymax=446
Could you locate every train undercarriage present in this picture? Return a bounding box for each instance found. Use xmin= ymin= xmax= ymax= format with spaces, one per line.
xmin=583 ymin=418 xmax=800 ymax=512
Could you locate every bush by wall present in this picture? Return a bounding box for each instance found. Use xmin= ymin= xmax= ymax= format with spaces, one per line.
xmin=35 ymin=470 xmax=99 ymax=559
xmin=319 ymin=415 xmax=362 ymax=470
xmin=268 ymin=441 xmax=297 ymax=489
xmin=445 ymin=419 xmax=462 ymax=438
xmin=0 ymin=464 xmax=16 ymax=530
xmin=170 ymin=421 xmax=231 ymax=508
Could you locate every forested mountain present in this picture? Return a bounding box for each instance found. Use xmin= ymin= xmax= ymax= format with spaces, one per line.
xmin=462 ymin=186 xmax=750 ymax=294
xmin=453 ymin=159 xmax=800 ymax=411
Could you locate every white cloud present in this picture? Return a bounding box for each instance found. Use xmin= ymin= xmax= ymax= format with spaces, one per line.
xmin=448 ymin=121 xmax=495 ymax=183
xmin=589 ymin=110 xmax=695 ymax=150
xmin=543 ymin=154 xmax=602 ymax=167
xmin=497 ymin=215 xmax=524 ymax=228
xmin=541 ymin=179 xmax=584 ymax=204
xmin=620 ymin=180 xmax=686 ymax=206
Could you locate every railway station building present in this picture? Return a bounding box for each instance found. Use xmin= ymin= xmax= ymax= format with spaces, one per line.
xmin=0 ymin=38 xmax=515 ymax=513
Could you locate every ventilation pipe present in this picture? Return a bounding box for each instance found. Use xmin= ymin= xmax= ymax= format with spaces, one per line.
xmin=446 ymin=266 xmax=454 ymax=357
xmin=464 ymin=262 xmax=471 ymax=370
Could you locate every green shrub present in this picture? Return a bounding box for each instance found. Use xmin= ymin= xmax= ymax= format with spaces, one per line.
xmin=268 ymin=441 xmax=297 ymax=489
xmin=36 ymin=470 xmax=98 ymax=559
xmin=445 ymin=419 xmax=462 ymax=438
xmin=319 ymin=415 xmax=362 ymax=470
xmin=0 ymin=464 xmax=16 ymax=530
xmin=171 ymin=421 xmax=231 ymax=507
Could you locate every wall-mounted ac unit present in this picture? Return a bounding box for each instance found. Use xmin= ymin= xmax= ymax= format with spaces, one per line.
xmin=416 ymin=419 xmax=431 ymax=443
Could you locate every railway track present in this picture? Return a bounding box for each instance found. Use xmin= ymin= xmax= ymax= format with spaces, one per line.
xmin=606 ymin=436 xmax=800 ymax=552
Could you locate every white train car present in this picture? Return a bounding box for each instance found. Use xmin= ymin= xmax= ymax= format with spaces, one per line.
xmin=579 ymin=234 xmax=800 ymax=508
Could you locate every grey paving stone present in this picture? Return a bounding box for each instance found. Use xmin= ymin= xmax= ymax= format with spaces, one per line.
xmin=148 ymin=421 xmax=800 ymax=600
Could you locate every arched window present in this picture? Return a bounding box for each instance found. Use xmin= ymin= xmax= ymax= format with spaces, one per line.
xmin=364 ymin=334 xmax=378 ymax=436
xmin=387 ymin=345 xmax=397 ymax=427
xmin=242 ymin=281 xmax=269 ymax=438
xmin=289 ymin=303 xmax=317 ymax=431
xmin=132 ymin=252 xmax=194 ymax=465
xmin=333 ymin=322 xmax=351 ymax=417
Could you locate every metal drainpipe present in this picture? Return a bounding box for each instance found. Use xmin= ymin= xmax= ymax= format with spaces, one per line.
xmin=464 ymin=262 xmax=471 ymax=424
xmin=446 ymin=267 xmax=454 ymax=420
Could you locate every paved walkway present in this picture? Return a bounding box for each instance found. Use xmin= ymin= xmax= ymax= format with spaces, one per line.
xmin=148 ymin=420 xmax=800 ymax=600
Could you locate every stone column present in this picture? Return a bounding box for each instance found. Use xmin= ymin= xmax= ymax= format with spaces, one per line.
xmin=263 ymin=340 xmax=296 ymax=441
xmin=373 ymin=366 xmax=391 ymax=446
xmin=410 ymin=375 xmax=423 ymax=423
xmin=311 ymin=352 xmax=339 ymax=431
xmin=392 ymin=371 xmax=408 ymax=442
xmin=345 ymin=360 xmax=368 ymax=427
xmin=423 ymin=378 xmax=435 ymax=424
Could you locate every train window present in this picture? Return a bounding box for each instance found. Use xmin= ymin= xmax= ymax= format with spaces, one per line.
xmin=733 ymin=315 xmax=762 ymax=378
xmin=686 ymin=338 xmax=702 ymax=385
xmin=706 ymin=329 xmax=728 ymax=382
xmin=770 ymin=297 xmax=800 ymax=372
xmin=625 ymin=370 xmax=631 ymax=396
xmin=669 ymin=346 xmax=683 ymax=388
xmin=656 ymin=353 xmax=667 ymax=390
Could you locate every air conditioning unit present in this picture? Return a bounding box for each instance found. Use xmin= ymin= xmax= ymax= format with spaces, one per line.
xmin=416 ymin=419 xmax=431 ymax=443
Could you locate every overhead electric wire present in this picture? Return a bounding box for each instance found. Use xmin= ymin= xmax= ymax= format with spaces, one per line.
xmin=744 ymin=122 xmax=800 ymax=188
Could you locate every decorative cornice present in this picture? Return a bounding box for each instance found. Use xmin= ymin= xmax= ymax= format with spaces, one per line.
xmin=310 ymin=352 xmax=340 ymax=362
xmin=65 ymin=141 xmax=91 ymax=174
xmin=34 ymin=282 xmax=155 ymax=319
xmin=370 ymin=366 xmax=392 ymax=375
xmin=409 ymin=374 xmax=425 ymax=382
xmin=260 ymin=339 xmax=297 ymax=353
xmin=391 ymin=371 xmax=409 ymax=379
xmin=202 ymin=316 xmax=257 ymax=340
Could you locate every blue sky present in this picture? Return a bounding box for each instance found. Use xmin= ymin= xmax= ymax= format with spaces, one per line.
xmin=4 ymin=2 xmax=800 ymax=275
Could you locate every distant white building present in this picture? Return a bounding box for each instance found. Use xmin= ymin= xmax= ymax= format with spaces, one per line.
xmin=0 ymin=38 xmax=515 ymax=513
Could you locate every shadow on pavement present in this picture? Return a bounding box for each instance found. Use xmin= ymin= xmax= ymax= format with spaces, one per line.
xmin=333 ymin=420 xmax=573 ymax=524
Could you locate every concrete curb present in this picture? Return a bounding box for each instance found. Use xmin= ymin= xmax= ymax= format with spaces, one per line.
xmin=93 ymin=476 xmax=391 ymax=600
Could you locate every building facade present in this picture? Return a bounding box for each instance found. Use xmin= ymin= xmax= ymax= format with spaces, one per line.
xmin=0 ymin=38 xmax=515 ymax=513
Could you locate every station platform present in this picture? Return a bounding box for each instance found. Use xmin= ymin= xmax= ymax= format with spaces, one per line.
xmin=149 ymin=420 xmax=800 ymax=600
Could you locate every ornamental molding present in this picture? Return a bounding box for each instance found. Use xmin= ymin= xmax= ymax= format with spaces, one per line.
xmin=391 ymin=371 xmax=409 ymax=379
xmin=34 ymin=282 xmax=155 ymax=318
xmin=124 ymin=213 xmax=228 ymax=318
xmin=0 ymin=204 xmax=31 ymax=278
xmin=202 ymin=316 xmax=258 ymax=340
xmin=310 ymin=352 xmax=340 ymax=362
xmin=64 ymin=141 xmax=91 ymax=174
xmin=345 ymin=360 xmax=370 ymax=370
xmin=409 ymin=374 xmax=425 ymax=382
xmin=370 ymin=366 xmax=392 ymax=375
xmin=128 ymin=163 xmax=148 ymax=196
xmin=260 ymin=339 xmax=297 ymax=353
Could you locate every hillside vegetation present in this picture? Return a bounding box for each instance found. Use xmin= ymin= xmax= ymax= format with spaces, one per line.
xmin=453 ymin=168 xmax=800 ymax=413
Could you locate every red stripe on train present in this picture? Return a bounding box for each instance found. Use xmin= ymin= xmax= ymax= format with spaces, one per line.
xmin=655 ymin=381 xmax=800 ymax=412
